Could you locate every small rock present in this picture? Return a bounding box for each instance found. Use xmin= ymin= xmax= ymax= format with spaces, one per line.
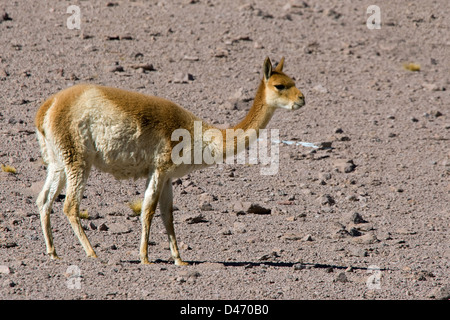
xmin=129 ymin=63 xmax=155 ymax=71
xmin=220 ymin=228 xmax=232 ymax=236
xmin=318 ymin=172 xmax=332 ymax=181
xmin=0 ymin=11 xmax=12 ymax=23
xmin=178 ymin=242 xmax=191 ymax=251
xmin=388 ymin=132 xmax=397 ymax=138
xmin=345 ymin=212 xmax=367 ymax=224
xmin=334 ymin=272 xmax=348 ymax=282
xmin=396 ymin=228 xmax=416 ymax=235
xmin=317 ymin=141 xmax=333 ymax=150
xmin=89 ymin=222 xmax=97 ymax=230
xmin=98 ymin=223 xmax=109 ymax=231
xmin=199 ymin=202 xmax=213 ymax=211
xmin=428 ymin=285 xmax=450 ymax=300
xmin=313 ymin=84 xmax=328 ymax=93
xmin=429 ymin=110 xmax=443 ymax=118
xmin=293 ymin=263 xmax=305 ymax=270
xmin=183 ymin=55 xmax=199 ymax=61
xmin=233 ymin=201 xmax=270 ymax=215
xmin=108 ymin=223 xmax=131 ymax=235
xmin=348 ymin=227 xmax=362 ymax=237
xmin=248 ymin=203 xmax=271 ymax=215
xmin=233 ymin=222 xmax=246 ymax=234
xmin=317 ymin=194 xmax=335 ymax=206
xmin=302 ymin=234 xmax=313 ymax=241
xmin=258 ymin=251 xmax=280 ymax=261
xmin=334 ymin=159 xmax=356 ymax=173
xmin=0 ymin=68 xmax=8 ymax=78
xmin=352 ymin=232 xmax=378 ymax=244
xmin=183 ymin=214 xmax=208 ymax=224
xmin=173 ymin=72 xmax=194 ymax=83
xmin=281 ymin=233 xmax=303 ymax=241
xmin=0 ymin=265 xmax=10 ymax=274
xmin=107 ymin=63 xmax=124 ymax=72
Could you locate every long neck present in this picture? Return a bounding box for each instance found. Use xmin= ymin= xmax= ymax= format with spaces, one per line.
xmin=232 ymin=80 xmax=275 ymax=132
xmin=220 ymin=79 xmax=276 ymax=157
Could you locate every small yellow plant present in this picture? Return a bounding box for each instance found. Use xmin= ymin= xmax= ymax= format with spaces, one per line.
xmin=403 ymin=62 xmax=421 ymax=72
xmin=128 ymin=199 xmax=143 ymax=216
xmin=1 ymin=164 xmax=17 ymax=174
xmin=79 ymin=210 xmax=89 ymax=219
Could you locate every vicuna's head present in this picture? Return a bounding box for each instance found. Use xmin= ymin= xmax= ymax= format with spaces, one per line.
xmin=263 ymin=57 xmax=305 ymax=110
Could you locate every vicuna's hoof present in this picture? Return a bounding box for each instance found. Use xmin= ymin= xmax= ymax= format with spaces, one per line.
xmin=141 ymin=258 xmax=153 ymax=265
xmin=49 ymin=253 xmax=61 ymax=260
xmin=175 ymin=260 xmax=189 ymax=266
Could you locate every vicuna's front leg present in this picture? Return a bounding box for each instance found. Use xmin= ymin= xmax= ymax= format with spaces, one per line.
xmin=140 ymin=171 xmax=164 ymax=264
xmin=160 ymin=179 xmax=188 ymax=266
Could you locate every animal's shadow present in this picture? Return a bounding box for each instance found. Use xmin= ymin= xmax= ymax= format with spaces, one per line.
xmin=122 ymin=259 xmax=389 ymax=271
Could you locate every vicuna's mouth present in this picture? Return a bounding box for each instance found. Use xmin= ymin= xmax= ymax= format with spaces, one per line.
xmin=292 ymin=99 xmax=305 ymax=110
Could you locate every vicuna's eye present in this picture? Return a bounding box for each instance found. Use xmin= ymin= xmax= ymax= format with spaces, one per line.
xmin=274 ymin=84 xmax=286 ymax=90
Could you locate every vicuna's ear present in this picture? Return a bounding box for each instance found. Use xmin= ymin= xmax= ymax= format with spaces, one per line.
xmin=263 ymin=57 xmax=272 ymax=81
xmin=274 ymin=57 xmax=285 ymax=72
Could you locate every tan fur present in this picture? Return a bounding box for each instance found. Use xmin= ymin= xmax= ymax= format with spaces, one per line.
xmin=35 ymin=57 xmax=305 ymax=265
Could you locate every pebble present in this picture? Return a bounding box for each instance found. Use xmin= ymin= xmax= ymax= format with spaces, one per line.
xmin=318 ymin=172 xmax=332 ymax=181
xmin=233 ymin=201 xmax=271 ymax=215
xmin=128 ymin=63 xmax=155 ymax=72
xmin=428 ymin=285 xmax=450 ymax=300
xmin=107 ymin=63 xmax=124 ymax=73
xmin=98 ymin=223 xmax=109 ymax=231
xmin=233 ymin=222 xmax=246 ymax=234
xmin=312 ymin=84 xmax=328 ymax=93
xmin=199 ymin=201 xmax=213 ymax=211
xmin=183 ymin=214 xmax=208 ymax=224
xmin=334 ymin=272 xmax=348 ymax=282
xmin=317 ymin=194 xmax=335 ymax=206
xmin=345 ymin=212 xmax=367 ymax=224
xmin=0 ymin=68 xmax=8 ymax=78
xmin=352 ymin=232 xmax=378 ymax=244
xmin=173 ymin=72 xmax=194 ymax=83
xmin=293 ymin=263 xmax=305 ymax=270
xmin=183 ymin=55 xmax=199 ymax=61
xmin=333 ymin=159 xmax=356 ymax=173
xmin=0 ymin=10 xmax=12 ymax=22
xmin=0 ymin=265 xmax=10 ymax=274
xmin=281 ymin=233 xmax=303 ymax=241
xmin=258 ymin=251 xmax=280 ymax=261
xmin=247 ymin=203 xmax=271 ymax=215
xmin=108 ymin=223 xmax=131 ymax=235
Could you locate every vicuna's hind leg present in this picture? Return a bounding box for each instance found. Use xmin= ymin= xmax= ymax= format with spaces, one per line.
xmin=64 ymin=163 xmax=97 ymax=258
xmin=160 ymin=179 xmax=188 ymax=266
xmin=37 ymin=163 xmax=66 ymax=259
xmin=140 ymin=170 xmax=164 ymax=264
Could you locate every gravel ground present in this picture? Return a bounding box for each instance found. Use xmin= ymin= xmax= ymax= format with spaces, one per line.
xmin=0 ymin=0 xmax=449 ymax=300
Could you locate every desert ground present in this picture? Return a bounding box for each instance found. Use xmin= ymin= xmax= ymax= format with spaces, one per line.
xmin=0 ymin=0 xmax=449 ymax=300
